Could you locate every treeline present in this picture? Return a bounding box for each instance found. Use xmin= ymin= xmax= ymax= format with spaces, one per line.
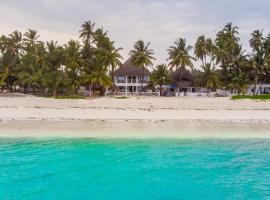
xmin=153 ymin=23 xmax=270 ymax=95
xmin=0 ymin=21 xmax=270 ymax=96
xmin=0 ymin=20 xmax=122 ymax=96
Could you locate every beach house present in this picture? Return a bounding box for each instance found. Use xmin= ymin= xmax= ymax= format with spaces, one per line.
xmin=112 ymin=58 xmax=152 ymax=95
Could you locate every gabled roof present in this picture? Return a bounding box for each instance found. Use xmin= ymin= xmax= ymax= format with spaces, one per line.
xmin=114 ymin=57 xmax=151 ymax=76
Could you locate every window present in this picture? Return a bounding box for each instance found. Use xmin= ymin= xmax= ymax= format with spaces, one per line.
xmin=139 ymin=76 xmax=149 ymax=83
xmin=128 ymin=76 xmax=136 ymax=83
xmin=116 ymin=76 xmax=126 ymax=83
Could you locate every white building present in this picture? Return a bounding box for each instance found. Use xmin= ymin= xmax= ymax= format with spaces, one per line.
xmin=113 ymin=58 xmax=151 ymax=94
xmin=248 ymin=84 xmax=270 ymax=95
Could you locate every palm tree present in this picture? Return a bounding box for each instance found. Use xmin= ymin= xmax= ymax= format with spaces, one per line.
xmin=64 ymin=40 xmax=83 ymax=95
xmin=249 ymin=30 xmax=265 ymax=94
xmin=83 ymin=67 xmax=112 ymax=97
xmin=214 ymin=23 xmax=241 ymax=89
xmin=45 ymin=41 xmax=65 ymax=96
xmin=167 ymin=38 xmax=195 ymax=94
xmin=94 ymin=27 xmax=109 ymax=48
xmin=79 ymin=20 xmax=96 ymax=46
xmin=23 ymin=29 xmax=40 ymax=52
xmin=98 ymin=41 xmax=123 ymax=87
xmin=129 ymin=40 xmax=155 ymax=92
xmin=195 ymin=35 xmax=213 ymax=66
xmin=8 ymin=31 xmax=23 ymax=55
xmin=198 ymin=63 xmax=219 ymax=95
xmin=151 ymin=64 xmax=170 ymax=96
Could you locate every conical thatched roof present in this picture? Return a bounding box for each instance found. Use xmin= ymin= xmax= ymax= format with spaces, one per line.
xmin=114 ymin=57 xmax=151 ymax=76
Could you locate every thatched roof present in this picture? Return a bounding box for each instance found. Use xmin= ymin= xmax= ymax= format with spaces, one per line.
xmin=171 ymin=68 xmax=194 ymax=82
xmin=114 ymin=57 xmax=151 ymax=76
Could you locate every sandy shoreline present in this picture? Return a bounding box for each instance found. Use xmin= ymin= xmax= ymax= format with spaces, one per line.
xmin=1 ymin=94 xmax=270 ymax=122
xmin=1 ymin=94 xmax=270 ymax=138
xmin=1 ymin=120 xmax=270 ymax=138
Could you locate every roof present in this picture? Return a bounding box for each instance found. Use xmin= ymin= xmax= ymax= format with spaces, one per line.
xmin=171 ymin=68 xmax=194 ymax=82
xmin=114 ymin=57 xmax=151 ymax=76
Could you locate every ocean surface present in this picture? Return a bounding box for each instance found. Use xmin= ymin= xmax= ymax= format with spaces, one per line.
xmin=0 ymin=138 xmax=270 ymax=200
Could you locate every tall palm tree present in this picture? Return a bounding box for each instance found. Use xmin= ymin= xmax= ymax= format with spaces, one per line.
xmin=45 ymin=41 xmax=65 ymax=96
xmin=214 ymin=23 xmax=241 ymax=88
xmin=64 ymin=40 xmax=83 ymax=94
xmin=167 ymin=38 xmax=195 ymax=93
xmin=129 ymin=40 xmax=155 ymax=92
xmin=250 ymin=30 xmax=265 ymax=94
xmin=195 ymin=35 xmax=213 ymax=66
xmin=79 ymin=20 xmax=96 ymax=46
xmin=8 ymin=31 xmax=23 ymax=55
xmin=23 ymin=29 xmax=40 ymax=52
xmin=98 ymin=41 xmax=123 ymax=85
xmin=151 ymin=64 xmax=170 ymax=96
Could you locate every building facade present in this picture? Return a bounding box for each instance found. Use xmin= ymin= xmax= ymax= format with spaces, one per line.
xmin=113 ymin=58 xmax=151 ymax=94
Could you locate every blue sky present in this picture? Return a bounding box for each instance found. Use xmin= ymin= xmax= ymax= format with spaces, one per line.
xmin=0 ymin=0 xmax=269 ymax=66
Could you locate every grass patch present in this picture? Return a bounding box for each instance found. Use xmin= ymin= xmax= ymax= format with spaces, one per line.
xmin=52 ymin=95 xmax=86 ymax=100
xmin=232 ymin=94 xmax=270 ymax=100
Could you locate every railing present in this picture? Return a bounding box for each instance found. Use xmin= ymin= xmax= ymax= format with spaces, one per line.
xmin=105 ymin=91 xmax=159 ymax=97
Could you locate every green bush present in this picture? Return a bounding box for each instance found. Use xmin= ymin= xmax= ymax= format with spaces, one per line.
xmin=232 ymin=94 xmax=270 ymax=100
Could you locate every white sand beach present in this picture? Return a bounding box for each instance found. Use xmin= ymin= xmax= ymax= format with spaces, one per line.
xmin=0 ymin=94 xmax=270 ymax=138
xmin=0 ymin=94 xmax=270 ymax=122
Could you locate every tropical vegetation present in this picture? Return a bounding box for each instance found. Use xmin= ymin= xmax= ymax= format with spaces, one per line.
xmin=1 ymin=21 xmax=270 ymax=97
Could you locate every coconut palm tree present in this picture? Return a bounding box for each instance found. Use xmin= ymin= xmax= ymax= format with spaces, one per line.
xmin=151 ymin=64 xmax=170 ymax=96
xmin=98 ymin=41 xmax=123 ymax=86
xmin=249 ymin=30 xmax=265 ymax=94
xmin=8 ymin=31 xmax=24 ymax=55
xmin=64 ymin=40 xmax=83 ymax=95
xmin=195 ymin=35 xmax=213 ymax=66
xmin=45 ymin=41 xmax=65 ymax=96
xmin=129 ymin=40 xmax=155 ymax=92
xmin=23 ymin=29 xmax=40 ymax=52
xmin=79 ymin=20 xmax=96 ymax=46
xmin=167 ymin=38 xmax=195 ymax=94
xmin=198 ymin=63 xmax=219 ymax=95
xmin=214 ymin=23 xmax=241 ymax=89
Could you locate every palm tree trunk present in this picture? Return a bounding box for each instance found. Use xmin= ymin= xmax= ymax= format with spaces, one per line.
xmin=160 ymin=83 xmax=163 ymax=96
xmin=141 ymin=67 xmax=145 ymax=92
xmin=254 ymin=73 xmax=258 ymax=95
xmin=89 ymin=83 xmax=92 ymax=98
xmin=179 ymin=69 xmax=183 ymax=96
xmin=111 ymin=70 xmax=116 ymax=92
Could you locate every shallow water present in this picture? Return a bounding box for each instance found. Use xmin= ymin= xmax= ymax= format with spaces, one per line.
xmin=0 ymin=138 xmax=270 ymax=200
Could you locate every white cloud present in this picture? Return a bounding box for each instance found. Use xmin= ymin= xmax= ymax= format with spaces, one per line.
xmin=0 ymin=0 xmax=269 ymax=66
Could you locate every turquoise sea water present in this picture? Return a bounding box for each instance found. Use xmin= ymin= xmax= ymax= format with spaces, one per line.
xmin=0 ymin=138 xmax=270 ymax=200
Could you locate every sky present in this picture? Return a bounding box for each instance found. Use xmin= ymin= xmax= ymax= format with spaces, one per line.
xmin=0 ymin=0 xmax=269 ymax=67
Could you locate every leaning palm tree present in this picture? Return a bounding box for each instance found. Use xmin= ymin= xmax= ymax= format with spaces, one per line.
xmin=167 ymin=38 xmax=195 ymax=94
xmin=79 ymin=20 xmax=96 ymax=46
xmin=129 ymin=40 xmax=155 ymax=92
